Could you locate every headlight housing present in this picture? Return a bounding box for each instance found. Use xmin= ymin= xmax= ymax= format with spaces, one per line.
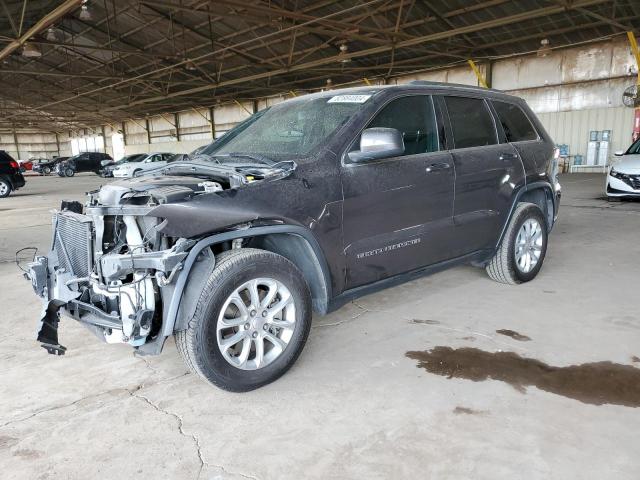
xmin=610 ymin=168 xmax=624 ymax=179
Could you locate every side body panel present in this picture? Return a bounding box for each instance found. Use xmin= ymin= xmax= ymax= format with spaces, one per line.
xmin=438 ymin=94 xmax=525 ymax=254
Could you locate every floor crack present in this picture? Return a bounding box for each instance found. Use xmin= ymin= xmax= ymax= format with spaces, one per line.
xmin=0 ymin=372 xmax=188 ymax=429
xmin=130 ymin=390 xmax=259 ymax=480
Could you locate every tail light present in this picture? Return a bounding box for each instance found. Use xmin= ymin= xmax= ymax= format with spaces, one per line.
xmin=9 ymin=160 xmax=19 ymax=170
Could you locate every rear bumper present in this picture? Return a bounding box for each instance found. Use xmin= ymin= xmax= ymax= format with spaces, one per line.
xmin=12 ymin=172 xmax=25 ymax=189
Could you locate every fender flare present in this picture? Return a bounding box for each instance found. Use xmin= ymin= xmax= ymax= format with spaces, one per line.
xmin=159 ymin=225 xmax=332 ymax=338
xmin=494 ymin=181 xmax=557 ymax=252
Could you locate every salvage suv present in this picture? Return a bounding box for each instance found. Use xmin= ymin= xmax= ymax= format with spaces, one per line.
xmin=25 ymin=83 xmax=560 ymax=391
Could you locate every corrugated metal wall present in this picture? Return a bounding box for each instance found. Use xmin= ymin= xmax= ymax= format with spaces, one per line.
xmin=537 ymin=107 xmax=634 ymax=159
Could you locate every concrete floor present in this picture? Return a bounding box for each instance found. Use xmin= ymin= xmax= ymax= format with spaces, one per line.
xmin=1 ymin=173 xmax=639 ymax=479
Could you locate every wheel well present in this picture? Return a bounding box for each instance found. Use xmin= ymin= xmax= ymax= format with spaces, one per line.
xmin=250 ymin=233 xmax=329 ymax=314
xmin=0 ymin=175 xmax=13 ymax=188
xmin=519 ymin=187 xmax=554 ymax=229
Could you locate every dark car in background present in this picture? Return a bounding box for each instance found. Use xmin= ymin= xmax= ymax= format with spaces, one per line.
xmin=33 ymin=156 xmax=68 ymax=175
xmin=0 ymin=150 xmax=26 ymax=198
xmin=56 ymin=152 xmax=113 ymax=177
xmin=99 ymin=153 xmax=146 ymax=177
xmin=26 ymin=83 xmax=560 ymax=391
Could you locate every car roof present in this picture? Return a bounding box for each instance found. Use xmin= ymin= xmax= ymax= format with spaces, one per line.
xmin=280 ymin=81 xmax=522 ymax=105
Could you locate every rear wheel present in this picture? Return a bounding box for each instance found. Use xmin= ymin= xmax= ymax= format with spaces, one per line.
xmin=486 ymin=202 xmax=548 ymax=284
xmin=0 ymin=179 xmax=12 ymax=198
xmin=42 ymin=166 xmax=51 ymax=175
xmin=176 ymin=248 xmax=312 ymax=392
xmin=64 ymin=168 xmax=75 ymax=177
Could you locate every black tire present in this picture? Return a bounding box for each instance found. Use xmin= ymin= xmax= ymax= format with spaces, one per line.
xmin=132 ymin=169 xmax=141 ymax=177
xmin=175 ymin=248 xmax=312 ymax=392
xmin=64 ymin=168 xmax=75 ymax=177
xmin=0 ymin=178 xmax=12 ymax=198
xmin=486 ymin=202 xmax=548 ymax=284
xmin=43 ymin=166 xmax=51 ymax=175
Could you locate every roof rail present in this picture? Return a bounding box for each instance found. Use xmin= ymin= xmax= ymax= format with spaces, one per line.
xmin=407 ymin=80 xmax=503 ymax=93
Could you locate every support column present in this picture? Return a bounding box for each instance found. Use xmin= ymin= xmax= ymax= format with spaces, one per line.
xmin=209 ymin=106 xmax=216 ymax=139
xmin=12 ymin=129 xmax=19 ymax=159
xmin=627 ymin=31 xmax=640 ymax=142
xmin=174 ymin=113 xmax=181 ymax=141
xmin=145 ymin=118 xmax=152 ymax=145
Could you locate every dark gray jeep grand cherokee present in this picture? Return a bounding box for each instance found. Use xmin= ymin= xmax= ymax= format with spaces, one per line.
xmin=25 ymin=83 xmax=560 ymax=391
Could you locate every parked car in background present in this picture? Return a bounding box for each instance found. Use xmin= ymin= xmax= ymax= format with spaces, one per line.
xmin=24 ymin=83 xmax=561 ymax=391
xmin=56 ymin=152 xmax=113 ymax=177
xmin=18 ymin=159 xmax=34 ymax=172
xmin=33 ymin=156 xmax=68 ymax=175
xmin=112 ymin=152 xmax=175 ymax=178
xmin=99 ymin=153 xmax=147 ymax=177
xmin=606 ymin=138 xmax=640 ymax=200
xmin=0 ymin=150 xmax=26 ymax=198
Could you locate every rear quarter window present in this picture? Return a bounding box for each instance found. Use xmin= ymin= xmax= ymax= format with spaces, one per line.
xmin=492 ymin=101 xmax=538 ymax=142
xmin=444 ymin=96 xmax=497 ymax=149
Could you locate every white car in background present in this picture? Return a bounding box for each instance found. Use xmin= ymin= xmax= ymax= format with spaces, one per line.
xmin=606 ymin=138 xmax=640 ymax=200
xmin=112 ymin=152 xmax=175 ymax=178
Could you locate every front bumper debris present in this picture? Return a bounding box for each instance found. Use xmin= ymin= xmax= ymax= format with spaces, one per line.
xmin=24 ymin=208 xmax=189 ymax=355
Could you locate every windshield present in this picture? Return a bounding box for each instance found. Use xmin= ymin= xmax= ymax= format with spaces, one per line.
xmin=202 ymin=96 xmax=367 ymax=159
xmin=626 ymin=138 xmax=640 ymax=155
xmin=117 ymin=154 xmax=145 ymax=164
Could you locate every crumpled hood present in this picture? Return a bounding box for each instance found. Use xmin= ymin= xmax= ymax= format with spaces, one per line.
xmin=146 ymin=178 xmax=296 ymax=238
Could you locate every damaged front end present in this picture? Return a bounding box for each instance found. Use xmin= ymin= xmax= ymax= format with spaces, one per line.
xmin=24 ymin=160 xmax=297 ymax=356
xmin=25 ymin=183 xmax=197 ymax=355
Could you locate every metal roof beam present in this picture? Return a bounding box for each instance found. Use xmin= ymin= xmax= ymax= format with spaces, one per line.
xmin=0 ymin=0 xmax=84 ymax=63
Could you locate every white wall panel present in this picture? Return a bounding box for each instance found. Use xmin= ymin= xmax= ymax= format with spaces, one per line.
xmin=538 ymin=106 xmax=634 ymax=161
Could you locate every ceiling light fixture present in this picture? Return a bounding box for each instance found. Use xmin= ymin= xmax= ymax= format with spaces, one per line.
xmin=338 ymin=43 xmax=351 ymax=63
xmin=79 ymin=1 xmax=92 ymax=21
xmin=46 ymin=26 xmax=59 ymax=42
xmin=22 ymin=42 xmax=42 ymax=58
xmin=537 ymin=38 xmax=551 ymax=57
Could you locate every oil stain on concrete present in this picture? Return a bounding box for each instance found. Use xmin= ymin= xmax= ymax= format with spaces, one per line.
xmin=406 ymin=347 xmax=640 ymax=407
xmin=495 ymin=329 xmax=531 ymax=341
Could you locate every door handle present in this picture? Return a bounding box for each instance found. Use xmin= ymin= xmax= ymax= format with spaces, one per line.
xmin=499 ymin=152 xmax=518 ymax=161
xmin=426 ymin=162 xmax=451 ymax=173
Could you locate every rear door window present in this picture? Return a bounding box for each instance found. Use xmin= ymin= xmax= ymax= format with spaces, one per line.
xmin=363 ymin=95 xmax=439 ymax=156
xmin=492 ymin=101 xmax=538 ymax=142
xmin=444 ymin=96 xmax=497 ymax=149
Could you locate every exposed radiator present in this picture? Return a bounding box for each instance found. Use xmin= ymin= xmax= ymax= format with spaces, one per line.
xmin=53 ymin=212 xmax=93 ymax=279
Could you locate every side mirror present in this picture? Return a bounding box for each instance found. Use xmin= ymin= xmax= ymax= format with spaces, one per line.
xmin=348 ymin=127 xmax=405 ymax=163
xmin=614 ymin=150 xmax=624 ymax=157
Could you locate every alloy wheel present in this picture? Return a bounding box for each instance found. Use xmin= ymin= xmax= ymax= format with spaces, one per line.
xmin=514 ymin=218 xmax=543 ymax=273
xmin=216 ymin=277 xmax=296 ymax=370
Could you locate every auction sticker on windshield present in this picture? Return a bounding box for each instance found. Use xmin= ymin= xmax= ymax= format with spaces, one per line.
xmin=327 ymin=94 xmax=372 ymax=104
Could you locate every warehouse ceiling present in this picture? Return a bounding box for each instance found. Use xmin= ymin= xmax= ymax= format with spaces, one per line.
xmin=0 ymin=0 xmax=639 ymax=131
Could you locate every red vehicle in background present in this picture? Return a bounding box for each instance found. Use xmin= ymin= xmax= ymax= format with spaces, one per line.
xmin=18 ymin=160 xmax=33 ymax=172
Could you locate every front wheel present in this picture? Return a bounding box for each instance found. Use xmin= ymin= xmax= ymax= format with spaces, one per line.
xmin=42 ymin=166 xmax=51 ymax=175
xmin=64 ymin=168 xmax=75 ymax=177
xmin=176 ymin=248 xmax=312 ymax=392
xmin=486 ymin=202 xmax=548 ymax=284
